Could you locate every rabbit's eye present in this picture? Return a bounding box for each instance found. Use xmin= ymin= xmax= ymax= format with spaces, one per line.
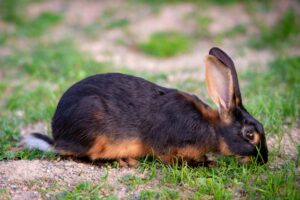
xmin=245 ymin=132 xmax=254 ymax=140
xmin=242 ymin=125 xmax=256 ymax=141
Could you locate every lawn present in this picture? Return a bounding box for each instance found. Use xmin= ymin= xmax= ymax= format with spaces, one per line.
xmin=0 ymin=0 xmax=299 ymax=199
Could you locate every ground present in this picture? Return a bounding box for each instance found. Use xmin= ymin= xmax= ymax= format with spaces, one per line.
xmin=0 ymin=0 xmax=299 ymax=199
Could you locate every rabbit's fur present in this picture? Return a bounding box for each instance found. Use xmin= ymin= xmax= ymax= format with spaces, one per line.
xmin=21 ymin=47 xmax=268 ymax=167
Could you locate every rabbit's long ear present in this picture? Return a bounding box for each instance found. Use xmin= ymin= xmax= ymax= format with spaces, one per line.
xmin=208 ymin=47 xmax=242 ymax=106
xmin=205 ymin=54 xmax=235 ymax=113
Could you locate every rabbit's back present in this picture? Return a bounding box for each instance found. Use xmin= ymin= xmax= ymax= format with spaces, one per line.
xmin=51 ymin=73 xmax=177 ymax=156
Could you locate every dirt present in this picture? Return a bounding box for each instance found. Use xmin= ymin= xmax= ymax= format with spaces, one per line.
xmin=0 ymin=159 xmax=157 ymax=199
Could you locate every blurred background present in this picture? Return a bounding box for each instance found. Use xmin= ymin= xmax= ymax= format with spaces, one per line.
xmin=0 ymin=0 xmax=299 ymax=198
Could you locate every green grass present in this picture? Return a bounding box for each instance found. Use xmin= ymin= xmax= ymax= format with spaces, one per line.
xmin=3 ymin=41 xmax=108 ymax=81
xmin=214 ymin=24 xmax=247 ymax=43
xmin=138 ymin=0 xmax=258 ymax=6
xmin=105 ymin=18 xmax=129 ymax=29
xmin=21 ymin=12 xmax=63 ymax=37
xmin=57 ymin=182 xmax=108 ymax=200
xmin=138 ymin=32 xmax=192 ymax=57
xmin=101 ymin=8 xmax=130 ymax=30
xmin=0 ymin=0 xmax=62 ymax=37
xmin=118 ymin=174 xmax=147 ymax=190
xmin=56 ymin=172 xmax=118 ymax=200
xmin=194 ymin=15 xmax=213 ymax=38
xmin=140 ymin=188 xmax=179 ymax=199
xmin=138 ymin=156 xmax=299 ymax=200
xmin=249 ymin=9 xmax=300 ymax=49
xmin=0 ymin=0 xmax=34 ymax=24
xmin=242 ymin=56 xmax=300 ymax=133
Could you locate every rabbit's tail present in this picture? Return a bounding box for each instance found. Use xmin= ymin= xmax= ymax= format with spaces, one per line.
xmin=19 ymin=133 xmax=54 ymax=152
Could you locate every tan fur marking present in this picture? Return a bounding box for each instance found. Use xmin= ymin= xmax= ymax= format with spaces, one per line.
xmin=176 ymin=145 xmax=207 ymax=159
xmin=117 ymin=158 xmax=129 ymax=167
xmin=155 ymin=145 xmax=209 ymax=165
xmin=219 ymin=138 xmax=233 ymax=155
xmin=94 ymin=112 xmax=105 ymax=120
xmin=239 ymin=156 xmax=253 ymax=164
xmin=251 ymin=132 xmax=261 ymax=145
xmin=180 ymin=93 xmax=220 ymax=124
xmin=235 ymin=96 xmax=241 ymax=106
xmin=126 ymin=157 xmax=138 ymax=167
xmin=156 ymin=154 xmax=174 ymax=164
xmin=87 ymin=136 xmax=150 ymax=160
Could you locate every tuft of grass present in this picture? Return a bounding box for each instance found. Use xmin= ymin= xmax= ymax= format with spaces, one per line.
xmin=3 ymin=41 xmax=108 ymax=81
xmin=0 ymin=0 xmax=31 ymax=24
xmin=21 ymin=12 xmax=63 ymax=37
xmin=0 ymin=32 xmax=9 ymax=45
xmin=249 ymin=9 xmax=300 ymax=49
xmin=56 ymin=182 xmax=104 ymax=200
xmin=56 ymin=173 xmax=115 ymax=200
xmin=195 ymin=15 xmax=213 ymax=38
xmin=138 ymin=0 xmax=251 ymax=6
xmin=138 ymin=32 xmax=192 ymax=57
xmin=0 ymin=188 xmax=9 ymax=200
xmin=98 ymin=8 xmax=130 ymax=30
xmin=118 ymin=174 xmax=146 ymax=189
xmin=215 ymin=24 xmax=247 ymax=43
xmin=0 ymin=0 xmax=63 ymax=37
xmin=105 ymin=18 xmax=129 ymax=29
xmin=140 ymin=188 xmax=179 ymax=200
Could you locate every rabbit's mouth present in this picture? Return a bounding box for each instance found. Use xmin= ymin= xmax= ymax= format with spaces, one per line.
xmin=237 ymin=145 xmax=268 ymax=165
xmin=237 ymin=156 xmax=253 ymax=164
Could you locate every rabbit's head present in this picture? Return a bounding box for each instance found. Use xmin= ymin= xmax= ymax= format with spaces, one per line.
xmin=205 ymin=47 xmax=268 ymax=164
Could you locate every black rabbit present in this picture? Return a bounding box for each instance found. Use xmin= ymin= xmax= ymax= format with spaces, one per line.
xmin=21 ymin=47 xmax=268 ymax=167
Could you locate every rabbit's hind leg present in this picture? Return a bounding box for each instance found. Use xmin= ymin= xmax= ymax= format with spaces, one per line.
xmin=117 ymin=157 xmax=139 ymax=167
xmin=87 ymin=135 xmax=149 ymax=163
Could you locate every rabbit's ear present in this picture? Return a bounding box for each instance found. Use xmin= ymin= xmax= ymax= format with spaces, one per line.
xmin=205 ymin=55 xmax=234 ymax=112
xmin=209 ymin=47 xmax=242 ymax=106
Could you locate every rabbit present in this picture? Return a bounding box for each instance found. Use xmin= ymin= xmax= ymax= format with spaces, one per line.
xmin=20 ymin=47 xmax=268 ymax=167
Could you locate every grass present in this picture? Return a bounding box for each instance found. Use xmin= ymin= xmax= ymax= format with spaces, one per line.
xmin=0 ymin=0 xmax=33 ymax=24
xmin=214 ymin=24 xmax=247 ymax=43
xmin=138 ymin=0 xmax=258 ymax=6
xmin=140 ymin=188 xmax=179 ymax=199
xmin=138 ymin=31 xmax=192 ymax=57
xmin=56 ymin=181 xmax=112 ymax=200
xmin=138 ymin=157 xmax=299 ymax=200
xmin=82 ymin=8 xmax=130 ymax=38
xmin=242 ymin=56 xmax=300 ymax=133
xmin=21 ymin=12 xmax=63 ymax=37
xmin=249 ymin=9 xmax=300 ymax=49
xmin=100 ymin=8 xmax=130 ymax=30
xmin=194 ymin=15 xmax=213 ymax=38
xmin=0 ymin=0 xmax=62 ymax=37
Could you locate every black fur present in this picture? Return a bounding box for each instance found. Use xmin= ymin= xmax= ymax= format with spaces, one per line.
xmin=27 ymin=47 xmax=268 ymax=165
xmin=51 ymin=73 xmax=216 ymax=155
